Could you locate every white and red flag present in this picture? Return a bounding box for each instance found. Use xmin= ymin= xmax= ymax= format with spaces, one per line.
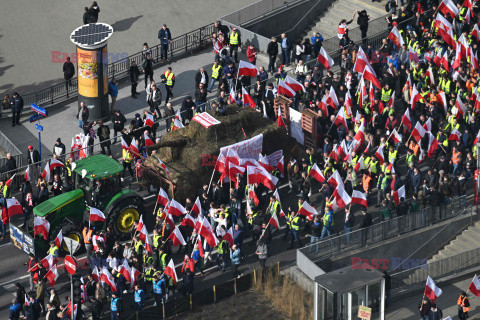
xmin=137 ymin=225 xmax=149 ymax=243
xmin=119 ymin=260 xmax=132 ymax=283
xmin=34 ymin=216 xmax=50 ymax=240
xmin=469 ymin=275 xmax=480 ymax=297
xmin=277 ymin=106 xmax=287 ymax=129
xmin=326 ymin=86 xmax=339 ymax=109
xmin=181 ymin=213 xmax=197 ymax=228
xmin=258 ymin=154 xmax=275 ymax=172
xmin=238 ymin=60 xmax=259 ymax=77
xmin=317 ymin=47 xmax=334 ymax=70
xmin=354 ymin=155 xmax=366 ymax=172
xmin=387 ymin=26 xmax=404 ymax=48
xmin=144 ymin=132 xmax=154 ymax=147
xmin=375 ymin=143 xmax=385 ymax=165
xmin=298 ymin=201 xmax=318 ymax=220
xmin=198 ymin=217 xmax=219 ymax=248
xmin=333 ymin=107 xmax=348 ymax=131
xmin=136 ymin=215 xmax=144 ymax=233
xmin=191 ymin=197 xmax=202 ymax=216
xmin=268 ymin=212 xmax=280 ymax=230
xmin=423 ymin=118 xmax=432 ymax=133
xmin=332 ymin=185 xmax=351 ymax=209
xmin=393 ymin=186 xmax=406 ymax=205
xmin=277 ymin=155 xmax=284 ymax=177
xmin=354 ymin=46 xmax=370 ymax=74
xmin=309 ymin=163 xmax=326 ymax=183
xmin=45 ymin=265 xmax=59 ymax=287
xmin=24 ymin=166 xmax=31 ymax=182
xmin=168 ymin=199 xmax=187 ymax=217
xmin=402 ymin=108 xmax=413 ymax=130
xmin=427 ymin=132 xmax=439 ymax=158
xmin=229 ymin=87 xmax=236 ymax=104
xmin=129 ymin=139 xmax=140 ymax=157
xmin=164 ymin=259 xmax=178 ymax=285
xmin=121 ymin=137 xmax=130 ymax=150
xmin=89 ymin=207 xmax=106 ymax=222
xmin=410 ymin=86 xmax=423 ymax=110
xmin=6 ymin=198 xmax=23 ymax=217
xmin=101 ymin=267 xmax=117 ymax=292
xmin=40 ymin=254 xmax=55 ymax=270
xmin=438 ymin=0 xmax=459 ymax=17
xmin=328 ymin=170 xmax=344 ymax=190
xmin=54 ymin=230 xmax=63 ymax=249
xmin=424 ymin=276 xmax=443 ymax=302
xmin=172 ymin=118 xmax=184 ymax=131
xmin=144 ymin=232 xmax=152 ymax=253
xmin=223 ymin=226 xmax=235 ymax=247
xmin=242 ymin=87 xmax=256 ymax=108
xmin=391 ymin=129 xmax=402 ymax=144
xmin=352 ymin=190 xmax=368 ymax=207
xmin=411 ymin=122 xmax=426 ymax=142
xmin=130 ymin=266 xmax=141 ymax=289
xmin=145 ymin=113 xmax=154 ymax=127
xmin=284 ymin=75 xmax=305 ymax=92
xmin=278 ymin=79 xmax=296 ymax=98
xmin=247 ymin=165 xmax=278 ymax=191
xmin=448 ymin=128 xmax=461 ymax=141
xmin=363 ymin=64 xmax=381 ymax=89
xmin=157 ymin=188 xmax=170 ymax=206
xmin=337 ymin=24 xmax=346 ymax=39
xmin=455 ymin=92 xmax=467 ymax=117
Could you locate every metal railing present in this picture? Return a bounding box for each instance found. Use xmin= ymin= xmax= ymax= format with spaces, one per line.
xmin=13 ymin=23 xmax=215 ymax=109
xmin=298 ymin=198 xmax=472 ymax=264
xmin=0 ymin=130 xmax=23 ymax=171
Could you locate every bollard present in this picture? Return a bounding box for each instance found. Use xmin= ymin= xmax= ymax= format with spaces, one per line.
xmin=234 ymin=278 xmax=237 ymax=295
xmin=213 ymin=285 xmax=217 ymax=303
xmin=162 ymin=302 xmax=166 ymax=319
xmin=253 ymin=269 xmax=257 ymax=287
xmin=277 ymin=261 xmax=280 ymax=274
xmin=190 ymin=294 xmax=193 ymax=310
xmin=136 ymin=311 xmax=139 ymax=320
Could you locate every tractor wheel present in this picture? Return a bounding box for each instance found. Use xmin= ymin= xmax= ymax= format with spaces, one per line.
xmin=56 ymin=224 xmax=83 ymax=255
xmin=109 ymin=198 xmax=143 ymax=239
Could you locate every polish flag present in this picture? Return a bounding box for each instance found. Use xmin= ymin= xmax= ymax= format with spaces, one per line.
xmin=45 ymin=265 xmax=59 ymax=287
xmin=198 ymin=217 xmax=219 ymax=248
xmin=89 ymin=207 xmax=106 ymax=222
xmin=247 ymin=165 xmax=278 ymax=191
xmin=352 ymin=190 xmax=368 ymax=207
xmin=333 ymin=107 xmax=348 ymax=131
xmin=136 ymin=216 xmax=144 ymax=233
xmin=424 ymin=276 xmax=443 ymax=302
xmin=375 ymin=143 xmax=385 ymax=165
xmin=242 ymin=87 xmax=256 ymax=108
xmin=156 ymin=188 xmax=170 ymax=206
xmin=298 ymin=201 xmax=318 ymax=220
xmin=168 ymin=199 xmax=186 ymax=217
xmin=474 ymin=129 xmax=480 ymax=145
xmin=439 ymin=27 xmax=456 ymax=50
xmin=368 ymin=85 xmax=375 ymax=105
xmin=278 ymin=79 xmax=296 ymax=98
xmin=54 ymin=230 xmax=63 ymax=249
xmin=121 ymin=137 xmax=130 ymax=150
xmin=333 ymin=185 xmax=352 ymax=209
xmin=268 ymin=212 xmax=280 ymax=229
xmin=469 ymin=275 xmax=480 ymax=297
xmin=130 ymin=139 xmax=140 ymax=157
xmin=440 ymin=51 xmax=449 ymax=71
xmin=326 ymin=86 xmax=339 ymax=109
xmin=101 ymin=267 xmax=117 ymax=292
xmin=432 ymin=50 xmax=442 ymax=67
xmin=455 ymin=92 xmax=467 ymax=118
xmin=425 ymin=67 xmax=435 ymax=85
xmin=158 ymin=158 xmax=170 ymax=174
xmin=225 ymin=148 xmax=240 ymax=167
xmin=172 ymin=118 xmax=184 ymax=130
xmin=130 ymin=266 xmax=141 ymax=289
xmin=92 ymin=266 xmax=100 ymax=282
xmin=259 ymin=154 xmax=275 ymax=172
xmin=354 ymin=46 xmax=370 ymax=73
xmin=191 ymin=197 xmax=201 ymax=216
xmin=427 ymin=132 xmax=439 ymax=158
xmin=434 ymin=12 xmax=453 ymax=30
xmin=448 ymin=128 xmax=461 ymax=141
xmin=317 ymin=46 xmax=334 ymax=70
xmin=247 ymin=184 xmax=260 ymax=206
xmin=411 ymin=122 xmax=426 ymax=142
xmin=145 ymin=113 xmax=154 ymax=127
xmin=470 ymin=48 xmax=478 ymax=71
xmin=318 ymin=95 xmax=329 ymax=116
xmin=277 ymin=155 xmax=284 ymax=177
xmin=137 ymin=225 xmax=148 ymax=243
xmin=229 ymin=163 xmax=245 ymax=178
xmin=239 ymin=158 xmax=260 ymax=169
xmin=40 ymin=254 xmax=55 ymax=270
xmin=404 ymin=74 xmax=412 ymax=90
xmin=4 ymin=174 xmax=16 ymax=187
xmin=144 ymin=132 xmax=154 ymax=147
xmin=165 ymin=212 xmax=175 ymax=229
xmin=273 ymin=189 xmax=285 ymax=217
xmin=175 ymin=109 xmax=183 ymax=122
xmin=410 ymin=86 xmax=423 ymax=110
xmin=92 ymin=235 xmax=105 ymax=251
xmin=363 ymin=64 xmax=381 ymax=89
xmin=337 ymin=24 xmax=346 ymax=39
xmin=354 ymin=119 xmax=365 ymax=145
xmin=452 ymin=45 xmax=462 ymax=70
xmin=223 ymin=226 xmax=235 ymax=247
xmin=422 ymin=118 xmax=432 ymax=133
xmin=354 ymin=155 xmax=366 ymax=172
xmin=391 ymin=128 xmax=402 ymax=144
xmin=41 ymin=161 xmax=51 ymax=181
xmin=284 ymin=75 xmax=305 ymax=92
xmin=238 ymin=60 xmax=259 ymax=77
xmin=402 ymin=108 xmax=413 ymax=130
xmin=409 ymin=46 xmax=419 ymax=62
xmin=6 ymin=198 xmax=23 ymax=217
xmin=119 ymin=260 xmax=132 ymax=283
xmin=387 ymin=26 xmax=404 ymax=48
xmin=50 ymin=159 xmax=64 ymax=170
xmin=181 ymin=213 xmax=197 ymax=228
xmin=34 ymin=216 xmax=50 ymax=240
xmin=438 ymin=0 xmax=459 ymax=17
xmin=458 ymin=34 xmax=470 ymax=59
xmin=24 ymin=166 xmax=31 ymax=182
xmin=392 ymin=185 xmax=406 ymax=205
xmin=309 ymin=163 xmax=325 ymax=183
xmin=328 ymin=170 xmax=344 ymax=190
xmin=144 ymin=232 xmax=152 ymax=253
xmin=472 ymin=24 xmax=480 ymax=42
xmin=164 ymin=259 xmax=178 ymax=285
xmin=229 ymin=87 xmax=236 ymax=104
xmin=436 ymin=91 xmax=447 ymax=114
xmin=345 ymin=90 xmax=353 ymax=111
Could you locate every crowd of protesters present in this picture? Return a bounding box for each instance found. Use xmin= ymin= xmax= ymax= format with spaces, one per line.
xmin=6 ymin=0 xmax=480 ymax=318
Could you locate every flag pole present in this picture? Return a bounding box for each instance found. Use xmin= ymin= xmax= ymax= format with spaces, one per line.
xmin=207 ymin=156 xmax=219 ymax=194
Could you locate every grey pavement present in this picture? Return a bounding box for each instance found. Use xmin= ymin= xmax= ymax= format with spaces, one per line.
xmin=386 ymin=272 xmax=480 ymax=320
xmin=0 ymin=0 xmax=258 ymax=95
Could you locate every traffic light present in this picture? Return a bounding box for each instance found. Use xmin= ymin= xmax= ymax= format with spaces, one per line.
xmin=72 ymin=274 xmax=83 ymax=304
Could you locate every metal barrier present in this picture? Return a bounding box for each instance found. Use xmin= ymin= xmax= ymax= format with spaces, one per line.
xmin=299 ymin=197 xmax=472 ymax=264
xmin=0 ymin=129 xmax=24 ymax=173
xmin=15 ymin=24 xmax=215 ymax=109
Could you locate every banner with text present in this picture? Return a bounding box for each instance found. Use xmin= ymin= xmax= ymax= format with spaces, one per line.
xmin=219 ymin=134 xmax=263 ymax=159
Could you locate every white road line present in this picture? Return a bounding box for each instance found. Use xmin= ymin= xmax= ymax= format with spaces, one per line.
xmin=0 ymin=274 xmax=30 ymax=287
xmin=0 ymin=242 xmax=12 ymax=249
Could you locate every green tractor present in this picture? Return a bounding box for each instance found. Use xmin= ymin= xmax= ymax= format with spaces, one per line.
xmin=31 ymin=154 xmax=145 ymax=255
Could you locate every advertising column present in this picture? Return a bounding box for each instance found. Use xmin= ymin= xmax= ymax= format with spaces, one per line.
xmin=70 ymin=23 xmax=113 ymax=121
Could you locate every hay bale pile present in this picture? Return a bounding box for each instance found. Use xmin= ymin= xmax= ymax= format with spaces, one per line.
xmin=142 ymin=105 xmax=302 ymax=202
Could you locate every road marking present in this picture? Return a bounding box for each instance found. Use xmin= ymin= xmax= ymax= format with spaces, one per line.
xmin=0 ymin=274 xmax=30 ymax=287
xmin=0 ymin=242 xmax=11 ymax=249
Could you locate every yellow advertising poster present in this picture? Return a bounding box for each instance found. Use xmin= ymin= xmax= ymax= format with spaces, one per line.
xmin=102 ymin=46 xmax=109 ymax=94
xmin=77 ymin=48 xmax=99 ymax=97
xmin=357 ymin=305 xmax=372 ymax=320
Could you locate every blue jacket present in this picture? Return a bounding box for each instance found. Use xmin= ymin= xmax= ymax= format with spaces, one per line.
xmin=230 ymin=248 xmax=241 ymax=265
xmin=412 ymin=172 xmax=422 ymax=188
xmin=223 ymin=65 xmax=236 ymax=79
xmin=108 ymin=82 xmax=118 ymax=97
xmin=233 ymin=229 xmax=244 ymax=246
xmin=158 ymin=28 xmax=172 ymax=44
xmin=192 ymin=250 xmax=201 ymax=261
xmin=9 ymin=303 xmax=21 ymax=319
xmin=134 ymin=289 xmax=145 ymax=304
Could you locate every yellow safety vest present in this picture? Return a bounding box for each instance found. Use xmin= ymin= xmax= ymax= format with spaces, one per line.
xmin=212 ymin=65 xmax=222 ymax=79
xmin=230 ymin=33 xmax=239 ymax=45
xmin=165 ymin=71 xmax=174 ymax=86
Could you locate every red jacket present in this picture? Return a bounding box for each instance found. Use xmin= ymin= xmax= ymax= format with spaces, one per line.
xmin=182 ymin=259 xmax=195 ymax=273
xmin=246 ymin=47 xmax=257 ymax=64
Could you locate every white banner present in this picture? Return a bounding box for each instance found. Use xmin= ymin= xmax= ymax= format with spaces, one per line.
xmin=266 ymin=150 xmax=283 ymax=167
xmin=289 ymin=107 xmax=304 ymax=145
xmin=192 ymin=112 xmax=221 ymax=128
xmin=220 ymin=134 xmax=263 ymax=159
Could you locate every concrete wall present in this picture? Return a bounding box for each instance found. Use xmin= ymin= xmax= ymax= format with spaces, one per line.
xmin=317 ymin=212 xmax=475 ymax=273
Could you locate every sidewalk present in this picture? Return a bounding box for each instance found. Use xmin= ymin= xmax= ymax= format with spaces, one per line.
xmin=0 ymin=47 xmax=228 ymax=157
xmin=386 ymin=272 xmax=480 ymax=320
